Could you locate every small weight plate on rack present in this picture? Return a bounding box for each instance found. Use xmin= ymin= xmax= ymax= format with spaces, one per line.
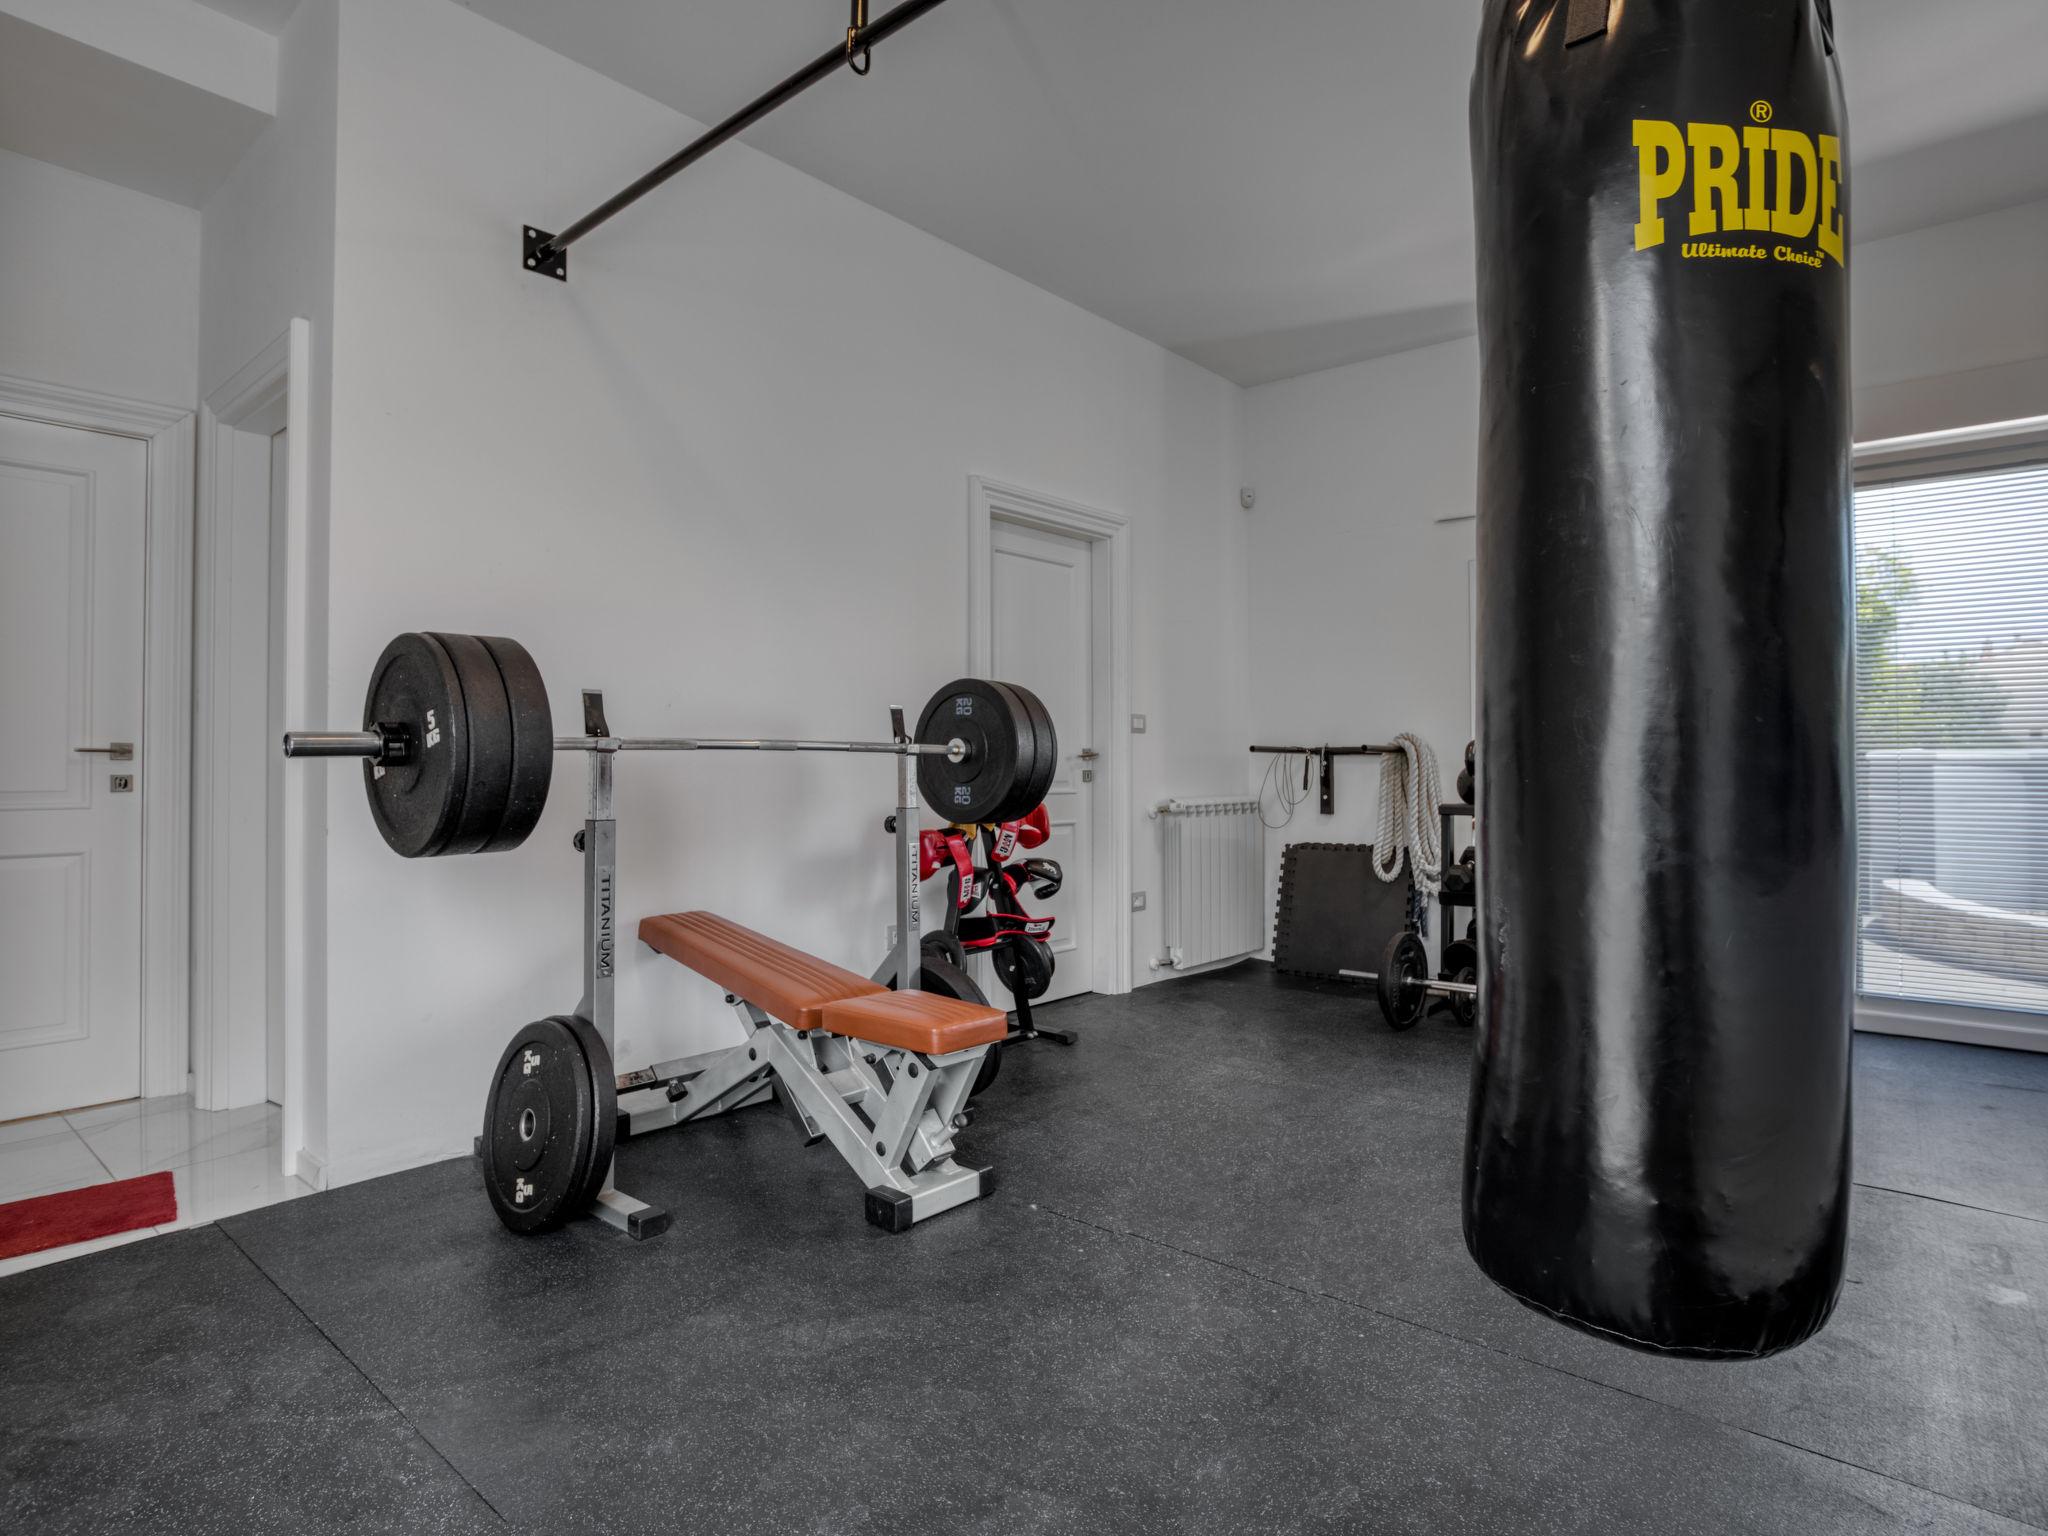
xmin=993 ymin=935 xmax=1055 ymax=1002
xmin=428 ymin=632 xmax=517 ymax=856
xmin=482 ymin=1016 xmax=603 ymax=1234
xmin=362 ymin=632 xmax=470 ymax=858
xmin=917 ymin=679 xmax=1031 ymax=825
xmin=1377 ymin=930 xmax=1430 ymax=1032
xmin=476 ymin=634 xmax=554 ymax=853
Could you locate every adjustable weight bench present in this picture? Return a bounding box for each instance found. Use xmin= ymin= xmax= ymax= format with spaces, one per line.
xmin=625 ymin=911 xmax=1006 ymax=1230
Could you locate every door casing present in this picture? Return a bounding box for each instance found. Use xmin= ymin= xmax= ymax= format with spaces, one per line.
xmin=967 ymin=476 xmax=1131 ymax=997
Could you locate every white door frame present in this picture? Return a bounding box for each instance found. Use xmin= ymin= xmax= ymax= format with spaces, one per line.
xmin=0 ymin=371 xmax=195 ymax=1102
xmin=193 ymin=320 xmax=317 ymax=1170
xmin=967 ymin=476 xmax=1132 ymax=996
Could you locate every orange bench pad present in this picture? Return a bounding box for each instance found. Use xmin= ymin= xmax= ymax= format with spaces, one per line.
xmin=638 ymin=911 xmax=1005 ymax=1054
xmin=639 ymin=912 xmax=880 ymax=1030
xmin=817 ymin=989 xmax=1006 ymax=1056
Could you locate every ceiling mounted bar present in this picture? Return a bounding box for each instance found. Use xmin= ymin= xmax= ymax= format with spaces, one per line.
xmin=523 ymin=0 xmax=950 ymax=281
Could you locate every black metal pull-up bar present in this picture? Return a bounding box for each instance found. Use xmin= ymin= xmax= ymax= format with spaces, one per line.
xmin=524 ymin=0 xmax=951 ymax=281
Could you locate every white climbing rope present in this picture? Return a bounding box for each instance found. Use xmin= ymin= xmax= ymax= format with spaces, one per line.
xmin=1373 ymin=733 xmax=1443 ymax=900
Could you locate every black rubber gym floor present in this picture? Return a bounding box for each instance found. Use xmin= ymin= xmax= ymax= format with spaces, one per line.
xmin=4 ymin=962 xmax=2045 ymax=1534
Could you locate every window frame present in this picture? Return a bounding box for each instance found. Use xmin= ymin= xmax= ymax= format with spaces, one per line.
xmin=1851 ymin=412 xmax=2048 ymax=1054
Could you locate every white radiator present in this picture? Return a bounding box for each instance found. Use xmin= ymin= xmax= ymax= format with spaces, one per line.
xmin=1152 ymin=798 xmax=1265 ymax=970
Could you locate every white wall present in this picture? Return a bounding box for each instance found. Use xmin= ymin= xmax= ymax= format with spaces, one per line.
xmin=309 ymin=0 xmax=1250 ymax=1184
xmin=1241 ymin=196 xmax=2048 ymax=964
xmin=0 ymin=148 xmax=199 ymax=405
xmin=1242 ymin=337 xmax=1479 ymax=962
xmin=1853 ymin=198 xmax=2048 ymax=441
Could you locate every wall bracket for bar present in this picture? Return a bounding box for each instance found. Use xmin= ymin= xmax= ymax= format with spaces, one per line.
xmin=521 ymin=0 xmax=950 ymax=283
xmin=1248 ymin=743 xmax=1400 ymax=816
xmin=524 ymin=226 xmax=566 ymax=282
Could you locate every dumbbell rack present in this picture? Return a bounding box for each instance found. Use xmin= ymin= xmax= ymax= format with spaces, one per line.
xmin=1434 ymin=800 xmax=1476 ymax=1015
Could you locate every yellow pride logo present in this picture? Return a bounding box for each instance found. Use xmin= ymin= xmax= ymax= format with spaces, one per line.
xmin=1631 ymin=108 xmax=1845 ymax=268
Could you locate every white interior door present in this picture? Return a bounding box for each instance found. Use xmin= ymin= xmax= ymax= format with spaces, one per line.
xmin=0 ymin=415 xmax=148 ymax=1121
xmin=989 ymin=520 xmax=1094 ymax=1005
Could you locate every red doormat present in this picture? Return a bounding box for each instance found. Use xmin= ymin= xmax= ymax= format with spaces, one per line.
xmin=0 ymin=1170 xmax=178 ymax=1261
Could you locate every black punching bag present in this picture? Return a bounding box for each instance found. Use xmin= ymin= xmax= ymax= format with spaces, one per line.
xmin=1463 ymin=0 xmax=1854 ymax=1359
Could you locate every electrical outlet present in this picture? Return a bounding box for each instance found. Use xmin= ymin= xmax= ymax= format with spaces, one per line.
xmin=1131 ymin=714 xmax=1147 ymax=733
xmin=1131 ymin=891 xmax=1147 ymax=912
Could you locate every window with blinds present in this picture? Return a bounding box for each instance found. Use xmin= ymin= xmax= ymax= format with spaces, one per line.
xmin=1855 ymin=454 xmax=2048 ymax=1017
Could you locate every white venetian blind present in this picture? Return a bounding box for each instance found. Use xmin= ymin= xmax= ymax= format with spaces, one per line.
xmin=1855 ymin=457 xmax=2048 ymax=1016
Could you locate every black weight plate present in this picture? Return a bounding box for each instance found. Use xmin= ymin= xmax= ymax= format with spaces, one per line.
xmin=362 ymin=632 xmax=470 ymax=858
xmin=476 ymin=634 xmax=554 ymax=853
xmin=482 ymin=1016 xmax=601 ymax=1233
xmin=985 ymin=680 xmax=1045 ymax=826
xmin=1377 ymin=930 xmax=1429 ymax=1032
xmin=995 ymin=679 xmax=1058 ymax=823
xmin=993 ymin=936 xmax=1054 ymax=1002
xmin=427 ymin=632 xmax=516 ymax=857
xmin=1467 ymin=917 xmax=1478 ymax=946
xmin=1441 ymin=938 xmax=1477 ymax=978
xmin=915 ymin=956 xmax=1001 ymax=1096
xmin=1451 ymin=965 xmax=1478 ymax=1028
xmin=917 ymin=679 xmax=1028 ymax=825
xmin=560 ymin=1012 xmax=617 ymax=1211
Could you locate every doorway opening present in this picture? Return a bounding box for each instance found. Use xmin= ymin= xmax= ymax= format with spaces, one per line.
xmin=192 ymin=320 xmax=320 ymax=1181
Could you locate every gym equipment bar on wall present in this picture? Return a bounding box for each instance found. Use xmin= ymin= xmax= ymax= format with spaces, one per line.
xmin=522 ymin=0 xmax=952 ymax=281
xmin=1246 ymin=743 xmax=1402 ymax=815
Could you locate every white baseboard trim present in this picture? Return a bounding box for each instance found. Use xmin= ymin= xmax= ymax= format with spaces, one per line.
xmin=320 ymin=1140 xmax=472 ymax=1190
xmin=290 ymin=1146 xmax=328 ymax=1190
xmin=1856 ymin=1000 xmax=2048 ymax=1054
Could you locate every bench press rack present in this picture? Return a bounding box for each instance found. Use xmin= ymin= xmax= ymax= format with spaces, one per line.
xmin=534 ymin=692 xmax=1004 ymax=1238
xmin=284 ymin=637 xmax=1050 ymax=1238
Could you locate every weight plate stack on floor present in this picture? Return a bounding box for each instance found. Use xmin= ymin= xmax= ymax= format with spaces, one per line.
xmin=1376 ymin=931 xmax=1430 ymax=1032
xmin=429 ymin=632 xmax=519 ymax=856
xmin=1441 ymin=938 xmax=1479 ymax=1027
xmin=481 ymin=1015 xmax=614 ymax=1233
xmin=476 ymin=634 xmax=554 ymax=853
xmin=361 ymin=632 xmax=472 ymax=858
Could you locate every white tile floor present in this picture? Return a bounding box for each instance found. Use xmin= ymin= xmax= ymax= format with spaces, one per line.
xmin=0 ymin=1094 xmax=313 ymax=1278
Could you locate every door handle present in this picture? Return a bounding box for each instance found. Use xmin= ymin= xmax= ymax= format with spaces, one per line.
xmin=1077 ymin=749 xmax=1099 ymax=761
xmin=75 ymin=743 xmax=135 ymax=761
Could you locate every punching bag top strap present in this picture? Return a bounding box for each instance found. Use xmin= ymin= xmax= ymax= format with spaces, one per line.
xmin=1563 ymin=0 xmax=1612 ymax=47
xmin=1814 ymin=0 xmax=1837 ymax=55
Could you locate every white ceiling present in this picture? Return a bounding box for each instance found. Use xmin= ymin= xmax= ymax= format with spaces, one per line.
xmin=0 ymin=9 xmax=272 ymax=207
xmin=346 ymin=2 xmax=2048 ymax=381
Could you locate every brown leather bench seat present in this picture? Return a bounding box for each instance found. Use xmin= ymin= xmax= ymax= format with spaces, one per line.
xmin=638 ymin=911 xmax=1005 ymax=1056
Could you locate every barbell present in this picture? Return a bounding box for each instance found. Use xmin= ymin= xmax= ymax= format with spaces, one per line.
xmin=282 ymin=631 xmax=1058 ymax=858
xmin=1339 ymin=931 xmax=1479 ymax=1032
